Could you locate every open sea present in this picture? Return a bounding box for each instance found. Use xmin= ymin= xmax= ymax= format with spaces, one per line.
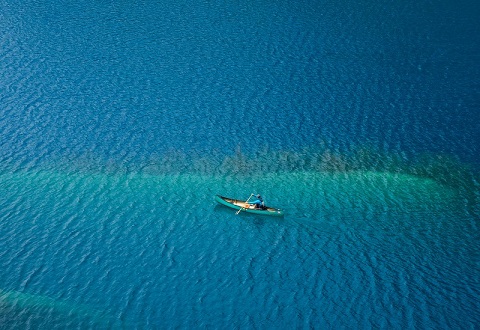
xmin=1 ymin=0 xmax=479 ymax=329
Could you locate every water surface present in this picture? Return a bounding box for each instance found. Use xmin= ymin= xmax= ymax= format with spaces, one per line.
xmin=0 ymin=0 xmax=479 ymax=328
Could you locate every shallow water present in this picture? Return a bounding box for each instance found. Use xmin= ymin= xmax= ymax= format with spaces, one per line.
xmin=0 ymin=168 xmax=478 ymax=328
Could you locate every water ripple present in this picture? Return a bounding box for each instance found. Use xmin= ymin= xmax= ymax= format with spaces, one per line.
xmin=0 ymin=165 xmax=477 ymax=328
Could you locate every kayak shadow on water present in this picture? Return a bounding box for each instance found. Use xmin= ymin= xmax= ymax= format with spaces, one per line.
xmin=213 ymin=204 xmax=286 ymax=220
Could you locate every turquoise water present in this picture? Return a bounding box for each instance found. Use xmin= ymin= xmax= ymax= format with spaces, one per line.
xmin=0 ymin=168 xmax=477 ymax=328
xmin=1 ymin=0 xmax=479 ymax=328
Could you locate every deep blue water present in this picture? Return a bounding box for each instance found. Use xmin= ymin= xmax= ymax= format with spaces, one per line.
xmin=1 ymin=0 xmax=479 ymax=329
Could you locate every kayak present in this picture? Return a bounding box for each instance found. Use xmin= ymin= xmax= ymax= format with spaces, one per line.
xmin=215 ymin=195 xmax=284 ymax=217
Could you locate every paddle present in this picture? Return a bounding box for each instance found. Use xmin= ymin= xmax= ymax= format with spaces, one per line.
xmin=236 ymin=193 xmax=254 ymax=215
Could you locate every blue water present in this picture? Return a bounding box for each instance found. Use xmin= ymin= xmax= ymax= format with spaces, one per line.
xmin=1 ymin=0 xmax=479 ymax=329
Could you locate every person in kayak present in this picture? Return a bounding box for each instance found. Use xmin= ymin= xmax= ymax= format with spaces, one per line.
xmin=248 ymin=194 xmax=265 ymax=209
